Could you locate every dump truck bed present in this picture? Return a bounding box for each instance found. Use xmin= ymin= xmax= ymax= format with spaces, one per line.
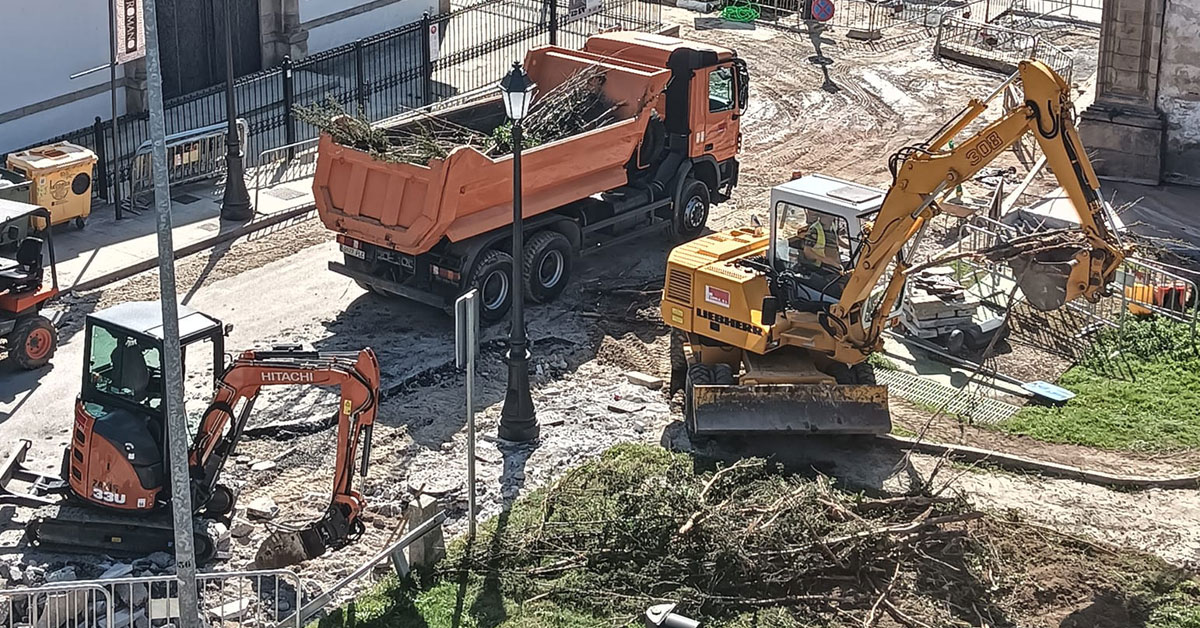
xmin=314 ymin=45 xmax=671 ymax=256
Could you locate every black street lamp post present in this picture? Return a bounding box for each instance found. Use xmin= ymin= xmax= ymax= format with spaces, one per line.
xmin=220 ymin=0 xmax=253 ymax=221
xmin=497 ymin=62 xmax=539 ymax=443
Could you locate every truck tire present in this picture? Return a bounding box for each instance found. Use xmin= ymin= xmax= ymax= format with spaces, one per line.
xmin=684 ymin=363 xmax=714 ymax=444
xmin=10 ymin=315 xmax=57 ymax=370
xmin=522 ymin=231 xmax=573 ymax=304
xmin=672 ymin=178 xmax=711 ymax=242
xmin=468 ymin=250 xmax=514 ymax=323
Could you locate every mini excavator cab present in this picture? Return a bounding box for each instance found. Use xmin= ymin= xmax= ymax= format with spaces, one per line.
xmin=70 ymin=302 xmax=226 ymax=513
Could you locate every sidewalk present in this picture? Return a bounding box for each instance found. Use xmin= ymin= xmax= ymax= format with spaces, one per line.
xmin=46 ymin=166 xmax=318 ymax=292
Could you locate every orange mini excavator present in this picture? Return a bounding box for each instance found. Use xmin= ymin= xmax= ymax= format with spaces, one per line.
xmin=2 ymin=301 xmax=380 ymax=566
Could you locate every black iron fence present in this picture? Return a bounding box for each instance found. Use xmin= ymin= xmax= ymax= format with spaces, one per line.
xmin=4 ymin=0 xmax=661 ymax=206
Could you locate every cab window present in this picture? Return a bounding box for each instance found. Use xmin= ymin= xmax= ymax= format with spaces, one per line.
xmin=89 ymin=325 xmax=163 ymax=411
xmin=774 ymin=201 xmax=852 ymax=274
xmin=709 ymin=66 xmax=735 ymax=113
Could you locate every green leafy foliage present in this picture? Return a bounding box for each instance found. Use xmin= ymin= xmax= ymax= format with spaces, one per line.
xmin=1002 ymin=317 xmax=1200 ymax=451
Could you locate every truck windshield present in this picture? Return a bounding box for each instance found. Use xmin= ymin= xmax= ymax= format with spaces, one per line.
xmin=89 ymin=325 xmax=163 ymax=412
xmin=773 ymin=201 xmax=851 ymax=275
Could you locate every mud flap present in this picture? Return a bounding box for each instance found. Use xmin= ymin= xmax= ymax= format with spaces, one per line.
xmin=692 ymin=383 xmax=891 ymax=435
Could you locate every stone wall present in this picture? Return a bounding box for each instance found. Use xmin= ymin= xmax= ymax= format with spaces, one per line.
xmin=1158 ymin=0 xmax=1200 ymax=185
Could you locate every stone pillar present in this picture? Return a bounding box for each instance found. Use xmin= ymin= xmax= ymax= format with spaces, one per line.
xmin=1079 ymin=0 xmax=1167 ymax=184
xmin=259 ymin=0 xmax=308 ymax=67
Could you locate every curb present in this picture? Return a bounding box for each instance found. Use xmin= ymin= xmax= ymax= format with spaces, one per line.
xmin=70 ymin=203 xmax=318 ymax=293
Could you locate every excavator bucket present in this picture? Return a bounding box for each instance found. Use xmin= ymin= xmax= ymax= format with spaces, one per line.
xmin=691 ymin=383 xmax=891 ymax=435
xmin=255 ymin=526 xmax=327 ymax=569
xmin=1009 ymin=248 xmax=1079 ymax=312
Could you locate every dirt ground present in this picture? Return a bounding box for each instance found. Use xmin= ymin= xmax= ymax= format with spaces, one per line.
xmin=5 ymin=9 xmax=1198 ymax=621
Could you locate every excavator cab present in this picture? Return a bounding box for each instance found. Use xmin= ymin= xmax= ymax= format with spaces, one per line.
xmin=768 ymin=174 xmax=883 ymax=307
xmin=71 ymin=302 xmax=226 ymax=514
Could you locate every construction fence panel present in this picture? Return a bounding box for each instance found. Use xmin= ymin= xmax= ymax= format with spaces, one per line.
xmin=935 ymin=15 xmax=1073 ymax=80
xmin=1 ymin=583 xmax=113 ymax=628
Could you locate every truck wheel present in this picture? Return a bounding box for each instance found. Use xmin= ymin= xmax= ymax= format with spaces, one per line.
xmin=10 ymin=316 xmax=57 ymax=370
xmin=468 ymin=250 xmax=514 ymax=323
xmin=672 ymin=178 xmax=711 ymax=242
xmin=522 ymin=231 xmax=573 ymax=304
xmin=684 ymin=363 xmax=714 ymax=444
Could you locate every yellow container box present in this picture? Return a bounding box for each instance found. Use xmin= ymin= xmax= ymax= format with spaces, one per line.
xmin=6 ymin=141 xmax=97 ymax=229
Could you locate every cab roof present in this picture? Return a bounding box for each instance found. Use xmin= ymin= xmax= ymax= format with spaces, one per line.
xmin=88 ymin=301 xmax=222 ymax=343
xmin=772 ymin=174 xmax=886 ymax=221
xmin=583 ymin=31 xmax=737 ymax=67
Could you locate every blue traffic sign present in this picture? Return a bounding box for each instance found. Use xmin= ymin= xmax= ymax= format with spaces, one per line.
xmin=811 ymin=0 xmax=835 ymax=21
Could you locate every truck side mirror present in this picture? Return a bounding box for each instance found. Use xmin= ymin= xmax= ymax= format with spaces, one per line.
xmin=762 ymin=296 xmax=779 ymax=326
xmin=224 ymin=323 xmax=235 ymax=336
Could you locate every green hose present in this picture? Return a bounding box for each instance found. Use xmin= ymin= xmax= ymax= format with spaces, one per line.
xmin=721 ymin=0 xmax=760 ymax=22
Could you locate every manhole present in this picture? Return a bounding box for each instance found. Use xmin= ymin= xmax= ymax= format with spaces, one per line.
xmin=264 ymin=187 xmax=306 ymax=200
xmin=172 ymin=193 xmax=202 ymax=204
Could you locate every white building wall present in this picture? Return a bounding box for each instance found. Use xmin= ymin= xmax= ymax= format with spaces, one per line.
xmin=301 ymin=0 xmax=442 ymax=53
xmin=0 ymin=2 xmax=128 ymax=155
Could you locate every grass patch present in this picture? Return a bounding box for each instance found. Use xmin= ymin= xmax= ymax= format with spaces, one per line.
xmin=1001 ymin=317 xmax=1200 ymax=451
xmin=315 ymin=444 xmax=1199 ymax=628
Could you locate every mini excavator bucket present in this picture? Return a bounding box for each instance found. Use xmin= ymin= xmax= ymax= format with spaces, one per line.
xmin=256 ymin=525 xmax=327 ymax=568
xmin=691 ymin=383 xmax=892 ymax=435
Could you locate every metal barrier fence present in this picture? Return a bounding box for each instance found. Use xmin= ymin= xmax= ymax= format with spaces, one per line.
xmin=124 ymin=119 xmax=249 ymax=206
xmin=254 ymin=138 xmax=322 ymax=210
xmin=2 ymin=0 xmax=661 ymax=209
xmin=750 ymin=0 xmax=1013 ymax=39
xmin=1 ymin=570 xmax=305 ymax=628
xmin=935 ymin=14 xmax=1074 ymax=80
xmin=1 ymin=583 xmax=113 ymax=628
xmin=956 ymin=215 xmax=1199 ymax=338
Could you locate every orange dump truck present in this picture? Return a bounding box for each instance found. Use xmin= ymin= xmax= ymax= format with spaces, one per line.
xmin=315 ymin=32 xmax=748 ymax=321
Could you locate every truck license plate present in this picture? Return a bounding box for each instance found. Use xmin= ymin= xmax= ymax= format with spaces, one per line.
xmin=341 ymin=244 xmax=366 ymax=259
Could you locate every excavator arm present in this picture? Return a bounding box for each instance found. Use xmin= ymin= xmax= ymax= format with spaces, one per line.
xmin=186 ymin=346 xmax=381 ymax=568
xmin=832 ymin=60 xmax=1125 ymax=357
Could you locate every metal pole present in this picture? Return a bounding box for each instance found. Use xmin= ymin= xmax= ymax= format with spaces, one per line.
xmin=141 ymin=0 xmax=201 ymax=625
xmin=466 ymin=296 xmax=477 ymax=538
xmin=220 ymin=0 xmax=253 ymax=221
xmin=498 ymin=118 xmax=538 ymax=442
xmin=108 ymin=0 xmax=124 ymax=219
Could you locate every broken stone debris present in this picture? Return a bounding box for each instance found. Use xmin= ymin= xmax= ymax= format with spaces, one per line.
xmin=250 ymin=460 xmax=278 ymax=472
xmin=405 ymin=494 xmax=446 ymax=569
xmin=607 ymin=399 xmax=645 ymax=414
xmin=208 ymin=596 xmax=256 ymax=621
xmin=45 ymin=565 xmax=76 ymax=583
xmin=246 ymin=496 xmax=279 ymax=520
xmin=100 ymin=562 xmax=133 ymax=579
xmin=625 ymin=371 xmax=664 ymax=390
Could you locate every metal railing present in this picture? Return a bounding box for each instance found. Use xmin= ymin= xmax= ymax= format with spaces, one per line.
xmin=1 ymin=583 xmax=113 ymax=628
xmin=124 ymin=119 xmax=249 ymax=206
xmin=254 ymin=138 xmax=321 ymax=210
xmin=935 ymin=14 xmax=1074 ymax=81
xmin=3 ymin=569 xmax=307 ymax=628
xmin=956 ymin=215 xmax=1199 ymax=339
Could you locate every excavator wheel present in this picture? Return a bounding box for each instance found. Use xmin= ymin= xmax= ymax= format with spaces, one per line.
xmin=684 ymin=363 xmax=714 ymax=445
xmin=10 ymin=316 xmax=57 ymax=370
xmin=712 ymin=363 xmax=736 ymax=385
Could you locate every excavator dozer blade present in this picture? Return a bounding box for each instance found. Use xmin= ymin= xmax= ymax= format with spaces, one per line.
xmin=255 ymin=526 xmax=327 ymax=569
xmin=692 ymin=383 xmax=891 ymax=435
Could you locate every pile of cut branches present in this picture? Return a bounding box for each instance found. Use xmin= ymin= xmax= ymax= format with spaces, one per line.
xmin=439 ymin=445 xmax=1008 ymax=627
xmin=295 ymin=64 xmax=616 ymax=165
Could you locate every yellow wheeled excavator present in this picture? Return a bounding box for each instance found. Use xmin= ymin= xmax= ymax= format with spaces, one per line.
xmin=661 ymin=60 xmax=1128 ymax=438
